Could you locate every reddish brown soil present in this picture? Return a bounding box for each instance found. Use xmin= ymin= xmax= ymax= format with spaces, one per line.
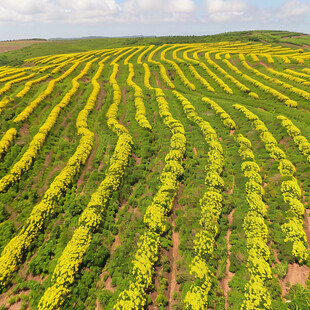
xmin=102 ymin=273 xmax=115 ymax=293
xmin=148 ymin=266 xmax=162 ymax=309
xmin=230 ymin=58 xmax=237 ymax=66
xmin=97 ymin=159 xmax=104 ymax=171
xmin=26 ymin=273 xmax=48 ymax=284
xmin=82 ymin=77 xmax=90 ymax=83
xmin=8 ymin=300 xmax=23 ymax=310
xmin=132 ymin=153 xmax=142 ymax=165
xmin=0 ymin=288 xmax=30 ymax=310
xmin=95 ymin=299 xmax=103 ymax=310
xmin=220 ymin=209 xmax=235 ymax=309
xmin=0 ymin=40 xmax=46 ymax=53
xmin=166 ymin=184 xmax=184 ymax=309
xmin=258 ymin=60 xmax=269 ymax=67
xmin=19 ymin=123 xmax=29 ymax=137
xmin=153 ymin=70 xmax=169 ymax=90
xmin=282 ymin=34 xmax=309 ymax=40
xmin=153 ymin=71 xmax=161 ymax=88
xmin=303 ymin=209 xmax=310 ymax=249
xmin=279 ymin=263 xmax=310 ymax=296
xmin=95 ymin=82 xmax=107 ymax=112
xmin=61 ymin=111 xmax=71 ymax=128
xmin=228 ymin=175 xmax=235 ymax=195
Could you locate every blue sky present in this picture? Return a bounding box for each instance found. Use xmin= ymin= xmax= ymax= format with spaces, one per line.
xmin=0 ymin=0 xmax=309 ymax=40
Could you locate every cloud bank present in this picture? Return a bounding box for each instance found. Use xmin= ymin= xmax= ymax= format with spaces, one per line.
xmin=0 ymin=0 xmax=308 ymax=24
xmin=0 ymin=0 xmax=309 ymax=40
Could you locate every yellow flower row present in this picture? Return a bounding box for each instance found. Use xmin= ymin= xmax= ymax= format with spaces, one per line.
xmin=234 ymin=104 xmax=308 ymax=263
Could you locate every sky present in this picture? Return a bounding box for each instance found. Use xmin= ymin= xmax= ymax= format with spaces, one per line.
xmin=0 ymin=0 xmax=309 ymax=40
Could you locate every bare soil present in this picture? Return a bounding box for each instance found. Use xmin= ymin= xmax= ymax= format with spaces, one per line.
xmin=132 ymin=153 xmax=142 ymax=165
xmin=303 ymin=209 xmax=310 ymax=249
xmin=220 ymin=209 xmax=235 ymax=309
xmin=0 ymin=40 xmax=46 ymax=53
xmin=228 ymin=175 xmax=235 ymax=195
xmin=95 ymin=299 xmax=103 ymax=310
xmin=19 ymin=123 xmax=29 ymax=137
xmin=281 ymin=34 xmax=310 ymax=40
xmin=153 ymin=71 xmax=161 ymax=88
xmin=259 ymin=60 xmax=269 ymax=67
xmin=166 ymin=183 xmax=184 ymax=309
xmin=95 ymin=82 xmax=107 ymax=112
xmin=279 ymin=263 xmax=310 ymax=296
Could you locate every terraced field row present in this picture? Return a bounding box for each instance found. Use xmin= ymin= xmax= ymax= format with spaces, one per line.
xmin=0 ymin=41 xmax=310 ymax=310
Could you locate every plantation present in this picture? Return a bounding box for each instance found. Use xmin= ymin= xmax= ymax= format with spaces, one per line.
xmin=0 ymin=32 xmax=310 ymax=309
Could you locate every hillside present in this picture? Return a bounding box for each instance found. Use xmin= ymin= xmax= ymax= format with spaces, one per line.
xmin=0 ymin=32 xmax=310 ymax=309
xmin=0 ymin=30 xmax=309 ymax=67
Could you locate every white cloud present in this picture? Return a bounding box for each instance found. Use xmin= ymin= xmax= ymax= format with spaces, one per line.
xmin=58 ymin=0 xmax=120 ymax=15
xmin=0 ymin=0 xmax=308 ymax=29
xmin=204 ymin=0 xmax=251 ymax=22
xmin=276 ymin=1 xmax=310 ymax=19
xmin=121 ymin=0 xmax=196 ymax=23
xmin=123 ymin=0 xmax=195 ymax=14
xmin=0 ymin=0 xmax=45 ymax=15
xmin=204 ymin=0 xmax=310 ymax=24
xmin=0 ymin=0 xmax=121 ymax=23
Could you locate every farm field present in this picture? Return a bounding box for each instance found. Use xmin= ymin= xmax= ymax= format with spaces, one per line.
xmin=0 ymin=33 xmax=310 ymax=309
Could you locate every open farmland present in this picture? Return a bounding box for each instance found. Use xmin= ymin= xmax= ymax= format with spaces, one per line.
xmin=0 ymin=37 xmax=310 ymax=310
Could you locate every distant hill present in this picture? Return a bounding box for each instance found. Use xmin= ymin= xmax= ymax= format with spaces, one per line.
xmin=0 ymin=30 xmax=309 ymax=66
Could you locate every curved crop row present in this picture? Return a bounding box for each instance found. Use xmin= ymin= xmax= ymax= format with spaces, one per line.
xmin=235 ymin=134 xmax=272 ymax=309
xmin=285 ymin=69 xmax=310 ymax=79
xmin=13 ymin=62 xmax=80 ymax=123
xmin=0 ymin=128 xmax=18 ymax=159
xmin=205 ymin=52 xmax=255 ymax=96
xmin=137 ymin=45 xmax=155 ymax=64
xmin=0 ymin=72 xmax=26 ymax=83
xmin=0 ymin=73 xmax=35 ymax=96
xmin=0 ymin=60 xmax=95 ymax=193
xmin=126 ymin=63 xmax=152 ymax=130
xmin=115 ymin=87 xmax=186 ymax=309
xmin=0 ymin=96 xmax=13 ymax=115
xmin=188 ymin=64 xmax=215 ymax=92
xmin=38 ymin=60 xmax=134 ymax=309
xmin=265 ymin=67 xmax=310 ymax=99
xmin=124 ymin=46 xmax=144 ymax=64
xmin=240 ymin=60 xmax=299 ymax=106
xmin=173 ymin=91 xmax=225 ymax=309
xmin=201 ymin=97 xmax=236 ymax=130
xmin=147 ymin=45 xmax=175 ymax=89
xmin=194 ymin=52 xmax=233 ymax=95
xmin=16 ymin=74 xmax=50 ymax=98
xmin=277 ymin=115 xmax=310 ymax=162
xmin=142 ymin=63 xmax=154 ymax=90
xmin=164 ymin=58 xmax=196 ymax=90
xmin=234 ymin=104 xmax=309 ymax=263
